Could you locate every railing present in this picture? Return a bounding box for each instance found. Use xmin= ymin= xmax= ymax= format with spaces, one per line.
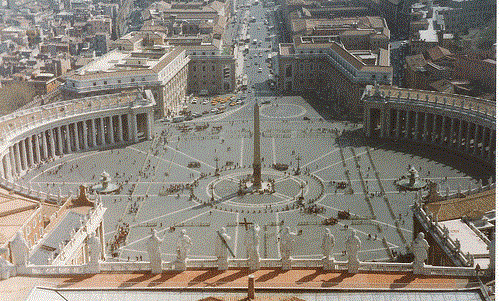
xmin=365 ymin=85 xmax=496 ymax=119
xmin=52 ymin=203 xmax=106 ymax=265
xmin=17 ymin=257 xmax=477 ymax=277
xmin=413 ymin=202 xmax=480 ymax=267
xmin=0 ymin=91 xmax=154 ymax=146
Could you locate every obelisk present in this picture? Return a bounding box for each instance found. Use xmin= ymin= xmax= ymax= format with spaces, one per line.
xmin=252 ymin=102 xmax=262 ymax=189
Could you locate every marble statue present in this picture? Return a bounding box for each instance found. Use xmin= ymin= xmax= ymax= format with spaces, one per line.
xmin=10 ymin=231 xmax=29 ymax=269
xmin=345 ymin=230 xmax=361 ymax=273
xmin=321 ymin=228 xmax=335 ymax=269
xmin=279 ymin=226 xmax=297 ymax=270
xmin=175 ymin=229 xmax=192 ymax=270
xmin=87 ymin=232 xmax=101 ymax=273
xmin=411 ymin=232 xmax=429 ymax=274
xmin=146 ymin=229 xmax=163 ymax=274
xmin=245 ymin=224 xmax=260 ymax=270
xmin=215 ymin=227 xmax=231 ymax=270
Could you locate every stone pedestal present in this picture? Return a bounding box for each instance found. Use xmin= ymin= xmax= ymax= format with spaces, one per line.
xmin=413 ymin=262 xmax=425 ymax=275
xmin=248 ymin=257 xmax=260 ymax=270
xmin=347 ymin=259 xmax=359 ymax=273
xmin=323 ymin=258 xmax=335 ymax=270
xmin=281 ymin=258 xmax=292 ymax=270
xmin=0 ymin=257 xmax=13 ymax=279
xmin=217 ymin=258 xmax=229 ymax=270
xmin=174 ymin=260 xmax=186 ymax=271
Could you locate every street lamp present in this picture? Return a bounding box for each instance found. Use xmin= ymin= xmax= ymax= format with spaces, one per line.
xmin=295 ymin=154 xmax=301 ymax=175
xmin=210 ymin=183 xmax=215 ymax=202
xmin=214 ymin=156 xmax=220 ymax=176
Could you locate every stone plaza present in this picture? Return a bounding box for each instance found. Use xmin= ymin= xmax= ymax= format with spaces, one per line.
xmin=17 ymin=95 xmax=492 ymax=264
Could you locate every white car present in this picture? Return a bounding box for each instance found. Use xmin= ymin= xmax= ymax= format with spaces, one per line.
xmin=202 ymin=99 xmax=209 ymax=105
xmin=258 ymin=67 xmax=263 ymax=73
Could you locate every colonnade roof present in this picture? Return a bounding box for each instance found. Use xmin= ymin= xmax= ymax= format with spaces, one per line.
xmin=0 ymin=92 xmax=140 ymax=142
xmin=365 ymin=85 xmax=495 ymax=119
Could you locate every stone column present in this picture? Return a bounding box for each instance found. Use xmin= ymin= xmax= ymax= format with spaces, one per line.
xmin=364 ymin=108 xmax=371 ymax=137
xmin=131 ymin=114 xmax=138 ymax=143
xmin=117 ymin=115 xmax=123 ymax=142
xmin=99 ymin=118 xmax=105 ymax=145
xmin=0 ymin=157 xmax=4 ymax=180
xmin=449 ymin=118 xmax=456 ymax=148
xmin=91 ymin=119 xmax=97 ymax=147
xmin=431 ymin=114 xmax=437 ymax=143
xmin=387 ymin=109 xmax=393 ymax=137
xmin=57 ymin=127 xmax=63 ymax=155
xmin=4 ymin=152 xmax=12 ymax=180
xmin=65 ymin=125 xmax=72 ymax=154
xmin=481 ymin=126 xmax=487 ymax=159
xmin=414 ymin=111 xmax=420 ymax=140
xmin=26 ymin=136 xmax=33 ymax=168
xmin=83 ymin=121 xmax=88 ymax=149
xmin=9 ymin=147 xmax=16 ymax=176
xmin=473 ymin=124 xmax=480 ymax=155
xmin=465 ymin=122 xmax=472 ymax=153
xmin=41 ymin=131 xmax=48 ymax=160
xmin=108 ymin=117 xmax=115 ymax=144
xmin=74 ymin=123 xmax=80 ymax=151
xmin=146 ymin=113 xmax=153 ymax=140
xmin=34 ymin=134 xmax=40 ymax=163
xmin=14 ymin=143 xmax=21 ymax=173
xmin=423 ymin=112 xmax=429 ymax=142
xmin=395 ymin=110 xmax=401 ymax=138
xmin=20 ymin=139 xmax=27 ymax=171
xmin=440 ymin=116 xmax=447 ymax=145
xmin=404 ymin=110 xmax=410 ymax=139
xmin=457 ymin=120 xmax=463 ymax=150
xmin=488 ymin=129 xmax=495 ymax=161
xmin=48 ymin=130 xmax=56 ymax=158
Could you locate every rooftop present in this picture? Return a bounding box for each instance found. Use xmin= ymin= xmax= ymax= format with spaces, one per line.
xmin=0 ymin=268 xmax=483 ymax=301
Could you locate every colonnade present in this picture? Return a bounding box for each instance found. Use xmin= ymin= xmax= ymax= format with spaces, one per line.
xmin=0 ymin=112 xmax=152 ymax=181
xmin=364 ymin=93 xmax=495 ymax=166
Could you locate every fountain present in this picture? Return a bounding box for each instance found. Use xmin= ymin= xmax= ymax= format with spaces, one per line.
xmin=91 ymin=170 xmax=120 ymax=194
xmin=395 ymin=165 xmax=427 ymax=191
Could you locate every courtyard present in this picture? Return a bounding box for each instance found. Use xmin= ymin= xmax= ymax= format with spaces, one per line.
xmin=18 ymin=95 xmax=491 ymax=263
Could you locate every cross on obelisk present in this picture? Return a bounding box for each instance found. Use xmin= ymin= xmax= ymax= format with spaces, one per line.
xmin=253 ymin=102 xmax=262 ymax=189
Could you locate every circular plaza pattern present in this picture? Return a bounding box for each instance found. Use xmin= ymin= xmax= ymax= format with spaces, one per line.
xmin=16 ymin=96 xmax=493 ymax=263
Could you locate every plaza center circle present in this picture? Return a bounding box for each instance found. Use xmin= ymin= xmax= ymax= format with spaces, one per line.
xmin=259 ymin=103 xmax=306 ymax=119
xmin=209 ymin=170 xmax=304 ymax=205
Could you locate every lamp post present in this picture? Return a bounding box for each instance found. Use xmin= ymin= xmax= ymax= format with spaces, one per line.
xmin=214 ymin=156 xmax=219 ymax=176
xmin=210 ymin=183 xmax=215 ymax=203
xmin=295 ymin=154 xmax=301 ymax=175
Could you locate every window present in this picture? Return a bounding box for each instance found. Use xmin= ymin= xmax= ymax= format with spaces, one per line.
xmin=193 ymin=66 xmax=196 ymax=72
xmin=202 ymin=66 xmax=206 ymax=72
xmin=93 ymin=82 xmax=96 ymax=86
xmin=202 ymin=52 xmax=206 ymax=55
xmin=212 ymin=66 xmax=215 ymax=71
xmin=103 ymin=81 xmax=107 ymax=84
xmin=131 ymin=78 xmax=135 ymax=82
xmin=118 ymin=80 xmax=121 ymax=83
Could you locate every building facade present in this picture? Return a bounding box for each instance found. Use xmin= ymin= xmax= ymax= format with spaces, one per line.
xmin=61 ymin=32 xmax=235 ymax=117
